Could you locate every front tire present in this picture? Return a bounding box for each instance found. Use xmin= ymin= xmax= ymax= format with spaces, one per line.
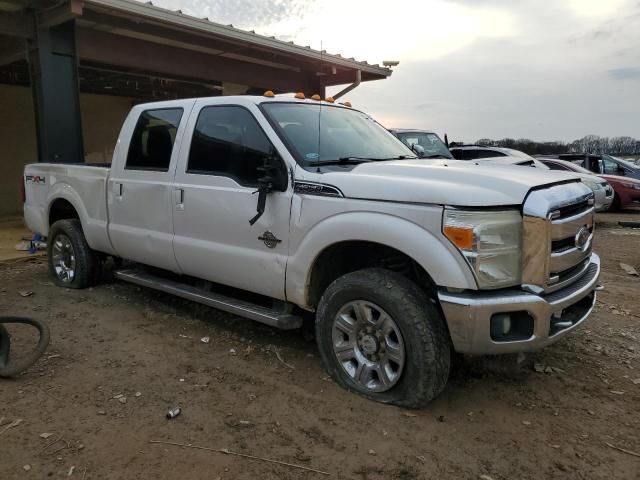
xmin=316 ymin=268 xmax=450 ymax=408
xmin=609 ymin=194 xmax=621 ymax=212
xmin=47 ymin=219 xmax=101 ymax=289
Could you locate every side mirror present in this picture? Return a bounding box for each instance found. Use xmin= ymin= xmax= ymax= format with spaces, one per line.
xmin=412 ymin=144 xmax=425 ymax=158
xmin=249 ymin=153 xmax=287 ymax=226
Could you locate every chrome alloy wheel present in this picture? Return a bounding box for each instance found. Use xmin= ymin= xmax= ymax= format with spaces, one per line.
xmin=331 ymin=300 xmax=406 ymax=393
xmin=51 ymin=234 xmax=76 ymax=283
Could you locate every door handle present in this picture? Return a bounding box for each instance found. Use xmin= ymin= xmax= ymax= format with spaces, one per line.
xmin=174 ymin=188 xmax=184 ymax=210
xmin=115 ymin=182 xmax=123 ymax=199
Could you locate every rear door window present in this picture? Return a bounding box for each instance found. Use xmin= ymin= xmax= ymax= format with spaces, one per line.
xmin=462 ymin=149 xmax=506 ymax=159
xmin=125 ymin=108 xmax=183 ymax=171
xmin=475 ymin=150 xmax=506 ymax=159
xmin=545 ymin=161 xmax=570 ymax=171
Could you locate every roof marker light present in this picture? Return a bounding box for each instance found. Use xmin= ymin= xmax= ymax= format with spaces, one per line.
xmin=263 ymin=90 xmax=275 ymax=97
xmin=343 ymin=101 xmax=352 ymax=107
xmin=311 ymin=94 xmax=321 ymax=101
xmin=325 ymin=96 xmax=335 ymax=103
xmin=294 ymin=92 xmax=305 ymax=99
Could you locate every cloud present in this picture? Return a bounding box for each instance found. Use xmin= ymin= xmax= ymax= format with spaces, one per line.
xmin=146 ymin=0 xmax=314 ymax=29
xmin=608 ymin=67 xmax=640 ymax=80
xmin=137 ymin=0 xmax=640 ymax=140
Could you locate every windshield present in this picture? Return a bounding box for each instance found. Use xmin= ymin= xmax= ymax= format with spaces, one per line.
xmin=561 ymin=161 xmax=594 ymax=175
xmin=395 ymin=132 xmax=453 ymax=159
xmin=261 ymin=103 xmax=414 ymax=166
xmin=605 ymin=155 xmax=639 ymax=170
xmin=504 ymin=149 xmax=533 ymax=159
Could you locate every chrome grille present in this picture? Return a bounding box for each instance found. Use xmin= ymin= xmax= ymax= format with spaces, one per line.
xmin=522 ymin=182 xmax=595 ymax=293
xmin=548 ymin=202 xmax=594 ymax=289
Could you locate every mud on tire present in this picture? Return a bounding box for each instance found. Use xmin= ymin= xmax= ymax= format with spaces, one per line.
xmin=47 ymin=219 xmax=101 ymax=289
xmin=316 ymin=268 xmax=451 ymax=408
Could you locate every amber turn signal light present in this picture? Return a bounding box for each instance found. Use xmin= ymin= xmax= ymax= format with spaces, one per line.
xmin=443 ymin=225 xmax=474 ymax=250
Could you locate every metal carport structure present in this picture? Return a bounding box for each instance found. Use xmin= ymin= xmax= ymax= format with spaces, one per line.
xmin=0 ymin=0 xmax=391 ymax=215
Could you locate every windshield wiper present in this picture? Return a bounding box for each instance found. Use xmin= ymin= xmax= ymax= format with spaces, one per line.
xmin=423 ymin=154 xmax=452 ymax=159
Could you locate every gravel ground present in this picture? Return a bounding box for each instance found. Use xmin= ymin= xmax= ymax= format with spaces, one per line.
xmin=0 ymin=210 xmax=638 ymax=480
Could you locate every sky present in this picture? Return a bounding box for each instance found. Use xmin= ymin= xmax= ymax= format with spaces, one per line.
xmin=143 ymin=0 xmax=639 ymax=142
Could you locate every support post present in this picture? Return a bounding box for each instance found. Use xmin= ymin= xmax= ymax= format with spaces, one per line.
xmin=28 ymin=20 xmax=84 ymax=163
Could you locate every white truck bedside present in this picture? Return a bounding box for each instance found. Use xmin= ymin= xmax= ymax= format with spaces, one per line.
xmin=23 ymin=94 xmax=600 ymax=407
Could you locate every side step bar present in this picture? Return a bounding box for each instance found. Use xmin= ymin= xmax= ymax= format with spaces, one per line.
xmin=113 ymin=269 xmax=302 ymax=330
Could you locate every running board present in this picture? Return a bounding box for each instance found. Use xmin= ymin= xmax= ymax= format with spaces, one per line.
xmin=113 ymin=269 xmax=302 ymax=330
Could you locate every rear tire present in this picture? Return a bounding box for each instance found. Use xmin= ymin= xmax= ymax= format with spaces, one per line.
xmin=316 ymin=268 xmax=450 ymax=408
xmin=47 ymin=219 xmax=101 ymax=289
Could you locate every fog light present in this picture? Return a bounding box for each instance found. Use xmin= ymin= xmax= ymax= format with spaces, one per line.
xmin=491 ymin=314 xmax=512 ymax=338
xmin=490 ymin=311 xmax=534 ymax=342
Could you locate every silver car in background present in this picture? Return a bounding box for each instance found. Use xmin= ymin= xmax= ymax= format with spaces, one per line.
xmin=451 ymin=146 xmax=613 ymax=211
xmin=536 ymin=158 xmax=614 ymax=212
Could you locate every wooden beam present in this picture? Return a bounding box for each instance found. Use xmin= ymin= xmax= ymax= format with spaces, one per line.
xmin=0 ymin=11 xmax=33 ymax=38
xmin=37 ymin=0 xmax=83 ymax=28
xmin=0 ymin=35 xmax=25 ymax=65
xmin=76 ymin=28 xmax=321 ymax=94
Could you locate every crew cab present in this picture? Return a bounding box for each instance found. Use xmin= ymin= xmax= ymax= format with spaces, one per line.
xmin=23 ymin=95 xmax=601 ymax=408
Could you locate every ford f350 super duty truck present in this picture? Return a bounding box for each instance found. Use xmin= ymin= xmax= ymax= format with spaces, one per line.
xmin=23 ymin=94 xmax=600 ymax=407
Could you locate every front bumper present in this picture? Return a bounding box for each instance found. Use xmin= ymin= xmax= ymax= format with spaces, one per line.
xmin=438 ymin=253 xmax=600 ymax=355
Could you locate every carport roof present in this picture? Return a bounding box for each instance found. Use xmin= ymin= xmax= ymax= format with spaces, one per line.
xmin=87 ymin=0 xmax=391 ymax=77
xmin=1 ymin=0 xmax=392 ymax=90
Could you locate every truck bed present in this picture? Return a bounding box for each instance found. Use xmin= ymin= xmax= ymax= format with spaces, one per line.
xmin=23 ymin=162 xmax=114 ymax=255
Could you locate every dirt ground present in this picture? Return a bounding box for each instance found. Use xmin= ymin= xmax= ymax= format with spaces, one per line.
xmin=1 ymin=210 xmax=638 ymax=480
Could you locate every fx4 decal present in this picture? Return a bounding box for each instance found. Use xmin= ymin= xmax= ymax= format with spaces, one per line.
xmin=25 ymin=175 xmax=46 ymax=185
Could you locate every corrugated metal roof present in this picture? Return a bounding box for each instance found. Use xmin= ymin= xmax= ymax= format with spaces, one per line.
xmin=83 ymin=0 xmax=391 ymax=77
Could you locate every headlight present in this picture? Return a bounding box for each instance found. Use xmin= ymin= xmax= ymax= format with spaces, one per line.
xmin=443 ymin=209 xmax=522 ymax=289
xmin=582 ymin=180 xmax=601 ymax=191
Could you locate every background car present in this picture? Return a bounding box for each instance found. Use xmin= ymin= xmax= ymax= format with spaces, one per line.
xmin=388 ymin=129 xmax=454 ymax=159
xmin=538 ymin=158 xmax=639 ymax=211
xmin=549 ymin=153 xmax=640 ymax=181
xmin=449 ymin=146 xmax=549 ymax=168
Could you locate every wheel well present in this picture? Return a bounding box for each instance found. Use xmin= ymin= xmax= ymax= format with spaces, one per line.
xmin=307 ymin=241 xmax=437 ymax=308
xmin=49 ymin=199 xmax=79 ymax=226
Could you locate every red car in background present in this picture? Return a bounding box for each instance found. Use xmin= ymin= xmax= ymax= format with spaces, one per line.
xmin=538 ymin=158 xmax=640 ymax=210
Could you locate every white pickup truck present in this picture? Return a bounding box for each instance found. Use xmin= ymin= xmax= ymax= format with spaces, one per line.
xmin=23 ymin=94 xmax=600 ymax=407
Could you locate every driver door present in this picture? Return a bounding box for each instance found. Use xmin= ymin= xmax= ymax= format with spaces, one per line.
xmin=171 ymin=101 xmax=292 ymax=300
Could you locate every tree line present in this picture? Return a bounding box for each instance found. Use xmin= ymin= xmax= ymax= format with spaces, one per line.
xmin=450 ymin=135 xmax=640 ymax=156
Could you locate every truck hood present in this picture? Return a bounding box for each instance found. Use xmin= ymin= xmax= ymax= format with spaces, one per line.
xmin=321 ymin=159 xmax=579 ymax=206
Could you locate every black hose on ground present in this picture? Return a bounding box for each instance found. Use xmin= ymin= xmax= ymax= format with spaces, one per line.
xmin=0 ymin=316 xmax=50 ymax=378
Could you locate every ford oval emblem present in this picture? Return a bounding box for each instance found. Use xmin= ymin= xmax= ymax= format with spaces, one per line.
xmin=575 ymin=226 xmax=590 ymax=251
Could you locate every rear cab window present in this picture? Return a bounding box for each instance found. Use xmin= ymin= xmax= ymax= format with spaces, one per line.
xmin=126 ymin=108 xmax=183 ymax=171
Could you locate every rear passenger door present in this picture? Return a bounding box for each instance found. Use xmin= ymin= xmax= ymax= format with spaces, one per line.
xmin=107 ymin=101 xmax=194 ymax=272
xmin=171 ymin=102 xmax=292 ymax=300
